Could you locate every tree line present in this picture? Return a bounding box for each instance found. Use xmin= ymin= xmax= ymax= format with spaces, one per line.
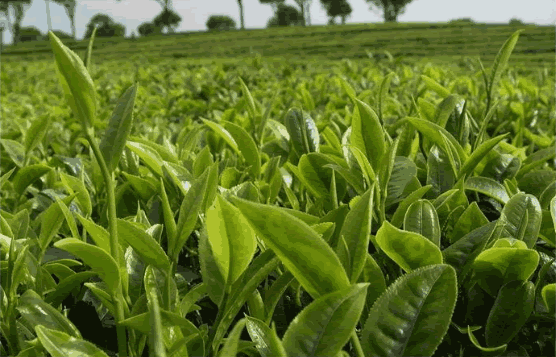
xmin=0 ymin=0 xmax=414 ymax=44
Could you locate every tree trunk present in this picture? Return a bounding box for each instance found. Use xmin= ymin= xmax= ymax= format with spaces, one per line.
xmin=13 ymin=23 xmax=20 ymax=45
xmin=384 ymin=4 xmax=398 ymax=22
xmin=69 ymin=15 xmax=76 ymax=39
xmin=237 ymin=0 xmax=245 ymax=30
xmin=45 ymin=0 xmax=52 ymax=33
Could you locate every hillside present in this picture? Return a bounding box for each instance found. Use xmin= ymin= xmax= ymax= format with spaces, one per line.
xmin=1 ymin=22 xmax=554 ymax=68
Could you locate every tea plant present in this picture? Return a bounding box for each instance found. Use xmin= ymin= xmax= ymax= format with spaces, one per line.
xmin=0 ymin=28 xmax=554 ymax=357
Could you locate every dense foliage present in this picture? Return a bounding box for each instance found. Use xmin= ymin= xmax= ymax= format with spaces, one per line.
xmin=84 ymin=14 xmax=126 ymax=39
xmin=0 ymin=29 xmax=554 ymax=357
xmin=206 ymin=15 xmax=237 ymax=31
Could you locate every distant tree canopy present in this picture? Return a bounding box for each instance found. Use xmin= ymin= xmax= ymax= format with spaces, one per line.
xmin=0 ymin=0 xmax=32 ymax=44
xmin=260 ymin=0 xmax=285 ymax=13
xmin=153 ymin=7 xmax=181 ymax=33
xmin=321 ymin=0 xmax=352 ymax=25
xmin=206 ymin=15 xmax=237 ymax=31
xmin=18 ymin=25 xmax=41 ymax=42
xmin=365 ymin=0 xmax=413 ymax=23
xmin=509 ymin=18 xmax=525 ymax=26
xmin=267 ymin=3 xmax=303 ymax=27
xmin=84 ymin=14 xmax=126 ymax=38
xmin=138 ymin=22 xmax=162 ymax=36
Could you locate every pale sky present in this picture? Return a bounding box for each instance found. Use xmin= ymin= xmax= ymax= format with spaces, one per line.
xmin=1 ymin=0 xmax=555 ymax=44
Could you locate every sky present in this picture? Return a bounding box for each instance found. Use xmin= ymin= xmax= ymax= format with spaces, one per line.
xmin=1 ymin=0 xmax=555 ymax=44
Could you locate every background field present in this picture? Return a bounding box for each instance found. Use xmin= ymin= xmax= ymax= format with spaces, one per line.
xmin=2 ymin=22 xmax=554 ymax=69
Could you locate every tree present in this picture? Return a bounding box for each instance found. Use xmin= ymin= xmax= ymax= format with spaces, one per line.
xmin=267 ymin=3 xmax=303 ymax=27
xmin=84 ymin=13 xmax=125 ymax=38
xmin=293 ymin=0 xmax=311 ymax=26
xmin=365 ymin=0 xmax=413 ymax=23
xmin=138 ymin=22 xmax=162 ymax=36
xmin=18 ymin=25 xmax=41 ymax=41
xmin=56 ymin=0 xmax=76 ymax=39
xmin=260 ymin=0 xmax=285 ymax=14
xmin=206 ymin=15 xmax=236 ymax=31
xmin=237 ymin=0 xmax=244 ymax=30
xmin=0 ymin=0 xmax=32 ymax=44
xmin=321 ymin=0 xmax=351 ymax=25
xmin=153 ymin=7 xmax=181 ymax=33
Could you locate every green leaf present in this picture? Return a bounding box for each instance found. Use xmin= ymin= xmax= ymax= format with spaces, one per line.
xmin=206 ymin=194 xmax=257 ymax=288
xmin=39 ymin=195 xmax=77 ymax=253
xmin=83 ymin=25 xmax=97 ymax=70
xmin=99 ymin=84 xmax=137 ymax=173
xmin=464 ymin=176 xmax=510 ymax=205
xmin=375 ymin=221 xmax=443 ymax=273
xmin=472 ymin=242 xmax=539 ymax=297
xmin=13 ymin=164 xmax=52 ymax=196
xmin=378 ymin=72 xmax=395 ymax=124
xmin=245 ymin=317 xmax=287 ymax=357
xmin=146 ymin=286 xmax=167 ymax=357
xmin=211 ymin=250 xmax=280 ymax=353
xmin=407 ymin=117 xmax=467 ymax=165
xmin=129 ymin=136 xmax=179 ymax=164
xmin=49 ymin=31 xmax=96 ymax=130
xmin=485 ymin=280 xmax=534 ymax=347
xmin=282 ymin=283 xmax=369 ymax=357
xmin=433 ymin=95 xmax=460 ymax=128
xmin=339 ymin=185 xmax=375 ymax=283
xmin=458 ymin=133 xmax=510 ymax=180
xmin=497 ymin=193 xmax=542 ymax=248
xmin=18 ymin=289 xmax=81 ymax=338
xmin=359 ymin=253 xmax=387 ymax=321
xmin=442 ymin=221 xmax=499 ymax=285
xmin=126 ymin=141 xmax=164 ymax=177
xmin=404 ymin=200 xmax=441 ymax=247
xmin=353 ymin=98 xmax=385 ymax=172
xmin=171 ymin=169 xmax=210 ymax=262
xmin=541 ymin=283 xmax=555 ymax=315
xmin=361 ymin=264 xmax=457 ymax=357
xmin=75 ymin=214 xmax=110 ymax=253
xmin=238 ymin=77 xmax=258 ymax=126
xmin=193 ymin=146 xmax=214 ymax=178
xmin=59 ymin=172 xmax=92 ymax=217
xmin=120 ymin=306 xmax=198 ymax=337
xmin=53 ymin=238 xmax=120 ymax=294
xmin=487 ymin=30 xmax=523 ymax=107
xmin=223 ymin=121 xmax=261 ymax=179
xmin=347 ymin=145 xmax=378 ymax=189
xmin=1 ymin=139 xmax=25 ymax=167
xmin=450 ymin=202 xmax=490 ymax=243
xmin=390 ymin=185 xmax=433 ymax=228
xmin=285 ymin=108 xmax=320 ymax=156
xmin=420 ymin=75 xmax=451 ymax=98
xmin=218 ymin=319 xmax=250 ymax=357
xmin=117 ymin=219 xmax=171 ymax=272
xmin=35 ymin=325 xmax=109 ymax=357
xmin=45 ymin=271 xmax=96 ymax=308
xmin=202 ymin=119 xmax=240 ymax=155
xmin=24 ymin=114 xmax=50 ymax=158
xmin=198 ymin=225 xmax=226 ymax=307
xmin=230 ymin=196 xmax=350 ymax=299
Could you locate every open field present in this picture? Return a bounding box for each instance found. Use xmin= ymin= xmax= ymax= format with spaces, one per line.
xmin=1 ymin=22 xmax=554 ymax=68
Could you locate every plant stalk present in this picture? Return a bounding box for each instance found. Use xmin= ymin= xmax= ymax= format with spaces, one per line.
xmin=85 ymin=129 xmax=128 ymax=357
xmin=351 ymin=330 xmax=364 ymax=357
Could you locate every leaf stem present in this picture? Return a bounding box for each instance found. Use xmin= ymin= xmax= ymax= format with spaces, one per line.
xmin=351 ymin=330 xmax=365 ymax=357
xmin=85 ymin=128 xmax=128 ymax=357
